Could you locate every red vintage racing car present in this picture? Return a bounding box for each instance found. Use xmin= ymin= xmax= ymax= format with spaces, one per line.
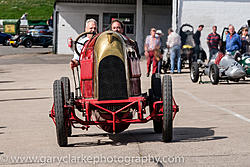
xmin=49 ymin=31 xmax=179 ymax=147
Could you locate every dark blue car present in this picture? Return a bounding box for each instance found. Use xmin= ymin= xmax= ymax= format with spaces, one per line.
xmin=0 ymin=32 xmax=12 ymax=45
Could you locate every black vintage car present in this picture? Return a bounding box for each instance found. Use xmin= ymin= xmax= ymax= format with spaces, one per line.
xmin=0 ymin=32 xmax=12 ymax=46
xmin=9 ymin=34 xmax=52 ymax=48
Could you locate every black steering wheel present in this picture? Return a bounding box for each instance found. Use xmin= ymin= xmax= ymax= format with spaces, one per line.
xmin=74 ymin=32 xmax=96 ymax=56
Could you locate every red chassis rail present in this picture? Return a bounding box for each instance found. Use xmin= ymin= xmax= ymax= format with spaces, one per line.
xmin=50 ymin=96 xmax=178 ymax=133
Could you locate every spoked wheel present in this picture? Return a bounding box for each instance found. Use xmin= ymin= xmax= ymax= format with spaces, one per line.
xmin=162 ymin=75 xmax=173 ymax=142
xmin=190 ymin=62 xmax=199 ymax=83
xmin=60 ymin=77 xmax=72 ymax=137
xmin=209 ymin=64 xmax=219 ymax=85
xmin=24 ymin=39 xmax=32 ymax=48
xmin=53 ymin=80 xmax=68 ymax=147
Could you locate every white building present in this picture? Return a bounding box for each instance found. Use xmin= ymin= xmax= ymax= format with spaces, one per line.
xmin=53 ymin=0 xmax=250 ymax=55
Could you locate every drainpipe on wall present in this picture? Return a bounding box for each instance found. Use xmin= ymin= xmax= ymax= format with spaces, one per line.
xmin=172 ymin=0 xmax=179 ymax=33
xmin=53 ymin=2 xmax=58 ymax=54
xmin=176 ymin=0 xmax=179 ymax=33
xmin=136 ymin=0 xmax=143 ymax=55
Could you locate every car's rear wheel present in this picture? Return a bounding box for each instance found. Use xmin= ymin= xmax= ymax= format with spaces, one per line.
xmin=60 ymin=77 xmax=72 ymax=137
xmin=24 ymin=39 xmax=32 ymax=48
xmin=209 ymin=64 xmax=219 ymax=85
xmin=190 ymin=62 xmax=199 ymax=83
xmin=162 ymin=75 xmax=173 ymax=142
xmin=153 ymin=119 xmax=163 ymax=133
xmin=53 ymin=80 xmax=68 ymax=147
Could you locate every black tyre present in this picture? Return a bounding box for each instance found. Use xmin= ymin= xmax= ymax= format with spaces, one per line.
xmin=60 ymin=77 xmax=71 ymax=103
xmin=151 ymin=73 xmax=161 ymax=99
xmin=209 ymin=64 xmax=219 ymax=85
xmin=60 ymin=77 xmax=72 ymax=137
xmin=162 ymin=75 xmax=173 ymax=142
xmin=188 ymin=54 xmax=193 ymax=69
xmin=190 ymin=62 xmax=199 ymax=83
xmin=148 ymin=89 xmax=154 ymax=112
xmin=153 ymin=119 xmax=162 ymax=133
xmin=24 ymin=39 xmax=32 ymax=48
xmin=149 ymin=89 xmax=163 ymax=133
xmin=53 ymin=80 xmax=68 ymax=147
xmin=3 ymin=39 xmax=8 ymax=46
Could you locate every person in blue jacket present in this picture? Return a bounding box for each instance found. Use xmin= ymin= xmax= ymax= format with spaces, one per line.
xmin=226 ymin=24 xmax=242 ymax=54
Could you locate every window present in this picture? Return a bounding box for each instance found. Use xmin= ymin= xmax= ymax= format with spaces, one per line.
xmin=103 ymin=13 xmax=134 ymax=34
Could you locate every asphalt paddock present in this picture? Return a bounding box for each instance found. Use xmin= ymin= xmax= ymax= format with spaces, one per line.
xmin=0 ymin=48 xmax=250 ymax=166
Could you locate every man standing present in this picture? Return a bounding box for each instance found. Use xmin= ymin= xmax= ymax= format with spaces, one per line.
xmin=226 ymin=24 xmax=242 ymax=54
xmin=20 ymin=13 xmax=28 ymax=20
xmin=207 ymin=25 xmax=221 ymax=61
xmin=144 ymin=28 xmax=161 ymax=77
xmin=193 ymin=25 xmax=204 ymax=61
xmin=70 ymin=19 xmax=97 ymax=69
xmin=166 ymin=28 xmax=181 ymax=74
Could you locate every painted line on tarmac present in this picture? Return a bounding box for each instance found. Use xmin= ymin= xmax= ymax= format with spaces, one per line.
xmin=179 ymin=90 xmax=250 ymax=123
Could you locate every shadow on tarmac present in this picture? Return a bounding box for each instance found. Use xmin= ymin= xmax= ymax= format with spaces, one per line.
xmin=0 ymin=126 xmax=7 ymax=135
xmin=0 ymin=97 xmax=50 ymax=102
xmin=68 ymin=127 xmax=227 ymax=147
xmin=0 ymin=81 xmax=15 ymax=84
xmin=0 ymin=88 xmax=37 ymax=91
xmin=219 ymin=79 xmax=250 ymax=85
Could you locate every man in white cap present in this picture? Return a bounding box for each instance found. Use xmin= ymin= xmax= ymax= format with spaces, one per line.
xmin=156 ymin=30 xmax=164 ymax=73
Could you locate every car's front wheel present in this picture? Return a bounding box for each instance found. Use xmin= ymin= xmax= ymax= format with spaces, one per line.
xmin=162 ymin=75 xmax=173 ymax=142
xmin=53 ymin=80 xmax=68 ymax=147
xmin=209 ymin=64 xmax=219 ymax=85
xmin=60 ymin=77 xmax=72 ymax=137
xmin=190 ymin=62 xmax=199 ymax=83
xmin=24 ymin=39 xmax=32 ymax=48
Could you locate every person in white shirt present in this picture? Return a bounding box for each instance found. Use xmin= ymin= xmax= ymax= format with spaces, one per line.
xmin=166 ymin=28 xmax=181 ymax=74
xmin=70 ymin=19 xmax=97 ymax=69
xmin=20 ymin=13 xmax=28 ymax=20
